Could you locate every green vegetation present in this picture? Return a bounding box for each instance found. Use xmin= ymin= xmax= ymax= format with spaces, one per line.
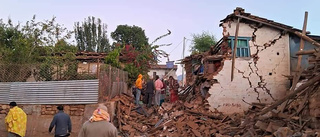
xmin=190 ymin=31 xmax=217 ymax=54
xmin=111 ymin=25 xmax=149 ymax=51
xmin=0 ymin=16 xmax=171 ymax=83
xmin=74 ymin=16 xmax=111 ymax=52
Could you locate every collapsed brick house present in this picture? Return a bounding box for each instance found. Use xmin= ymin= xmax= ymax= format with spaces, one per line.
xmin=183 ymin=7 xmax=320 ymax=114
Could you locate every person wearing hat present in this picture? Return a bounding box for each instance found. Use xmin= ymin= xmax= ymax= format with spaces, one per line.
xmin=5 ymin=101 xmax=27 ymax=137
xmin=49 ymin=105 xmax=72 ymax=137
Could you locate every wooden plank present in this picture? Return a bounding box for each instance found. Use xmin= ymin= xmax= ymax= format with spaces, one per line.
xmin=296 ymin=49 xmax=318 ymax=55
xmin=258 ymin=75 xmax=320 ymax=115
xmin=236 ymin=15 xmax=290 ymax=32
xmin=293 ymin=31 xmax=320 ymax=47
xmin=117 ymin=101 xmax=122 ymax=131
xmin=299 ymin=119 xmax=311 ymax=131
xmin=231 ymin=17 xmax=241 ymax=81
xmin=296 ymin=12 xmax=308 ymax=72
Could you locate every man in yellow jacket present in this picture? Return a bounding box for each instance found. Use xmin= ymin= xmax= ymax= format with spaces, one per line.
xmin=5 ymin=102 xmax=27 ymax=137
xmin=135 ymin=74 xmax=144 ymax=105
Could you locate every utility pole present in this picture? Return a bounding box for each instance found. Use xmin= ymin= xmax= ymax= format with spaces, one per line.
xmin=182 ymin=37 xmax=186 ymax=87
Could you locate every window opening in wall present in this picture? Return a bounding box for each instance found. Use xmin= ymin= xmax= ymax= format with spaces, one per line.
xmin=228 ymin=36 xmax=251 ymax=57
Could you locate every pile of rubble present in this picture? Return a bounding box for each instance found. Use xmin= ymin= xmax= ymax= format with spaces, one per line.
xmin=110 ymin=48 xmax=320 ymax=136
xmin=111 ymin=91 xmax=232 ymax=136
xmin=111 ymin=86 xmax=319 ymax=137
xmin=230 ymin=49 xmax=320 ymax=136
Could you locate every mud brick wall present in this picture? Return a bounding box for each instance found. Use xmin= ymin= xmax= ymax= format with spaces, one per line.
xmin=0 ymin=105 xmax=10 ymax=114
xmin=41 ymin=105 xmax=85 ymax=116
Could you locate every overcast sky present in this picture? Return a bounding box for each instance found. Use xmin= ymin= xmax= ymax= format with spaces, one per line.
xmin=1 ymin=0 xmax=319 ymax=75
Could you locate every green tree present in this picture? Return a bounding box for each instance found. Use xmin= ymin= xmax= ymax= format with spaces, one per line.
xmin=0 ymin=16 xmax=74 ymax=82
xmin=74 ymin=16 xmax=111 ymax=52
xmin=111 ymin=25 xmax=148 ymax=51
xmin=105 ymin=29 xmax=171 ymax=84
xmin=190 ymin=32 xmax=216 ymax=53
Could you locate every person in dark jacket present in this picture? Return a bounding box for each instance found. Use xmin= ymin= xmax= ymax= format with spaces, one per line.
xmin=144 ymin=76 xmax=155 ymax=107
xmin=49 ymin=105 xmax=72 ymax=137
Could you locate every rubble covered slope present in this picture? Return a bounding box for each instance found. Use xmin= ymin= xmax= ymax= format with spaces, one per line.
xmin=111 ymin=68 xmax=320 ymax=137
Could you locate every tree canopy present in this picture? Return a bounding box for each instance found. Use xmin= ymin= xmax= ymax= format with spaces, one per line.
xmin=74 ymin=16 xmax=111 ymax=52
xmin=0 ymin=16 xmax=77 ymax=82
xmin=0 ymin=16 xmax=73 ymax=64
xmin=190 ymin=32 xmax=216 ymax=53
xmin=106 ymin=28 xmax=171 ymax=85
xmin=0 ymin=16 xmax=171 ymax=83
xmin=111 ymin=25 xmax=149 ymax=51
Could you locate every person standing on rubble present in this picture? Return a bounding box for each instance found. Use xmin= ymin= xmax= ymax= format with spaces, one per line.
xmin=78 ymin=104 xmax=117 ymax=137
xmin=154 ymin=75 xmax=163 ymax=106
xmin=160 ymin=78 xmax=167 ymax=105
xmin=144 ymin=76 xmax=155 ymax=107
xmin=49 ymin=105 xmax=72 ymax=137
xmin=135 ymin=74 xmax=144 ymax=105
xmin=168 ymin=76 xmax=179 ymax=103
xmin=5 ymin=101 xmax=27 ymax=137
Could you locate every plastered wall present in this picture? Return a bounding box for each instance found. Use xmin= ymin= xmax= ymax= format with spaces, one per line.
xmin=208 ymin=20 xmax=291 ymax=114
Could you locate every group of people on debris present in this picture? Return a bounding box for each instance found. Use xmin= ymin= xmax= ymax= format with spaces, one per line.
xmin=5 ymin=101 xmax=117 ymax=137
xmin=134 ymin=74 xmax=180 ymax=107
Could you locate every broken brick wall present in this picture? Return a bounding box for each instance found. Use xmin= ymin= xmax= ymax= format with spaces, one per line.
xmin=208 ymin=20 xmax=291 ymax=114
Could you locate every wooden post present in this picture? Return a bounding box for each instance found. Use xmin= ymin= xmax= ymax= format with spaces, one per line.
xmin=280 ymin=11 xmax=308 ymax=112
xmin=97 ymin=58 xmax=100 ymax=79
xmin=109 ymin=65 xmax=112 ymax=99
xmin=296 ymin=11 xmax=308 ymax=72
xmin=118 ymin=69 xmax=120 ymax=95
xmin=231 ymin=17 xmax=241 ymax=81
xmin=117 ymin=101 xmax=122 ymax=132
xmin=87 ymin=62 xmax=90 ymax=74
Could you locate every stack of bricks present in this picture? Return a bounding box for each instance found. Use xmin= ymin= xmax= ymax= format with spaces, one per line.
xmin=0 ymin=105 xmax=24 ymax=114
xmin=0 ymin=105 xmax=10 ymax=114
xmin=41 ymin=105 xmax=85 ymax=116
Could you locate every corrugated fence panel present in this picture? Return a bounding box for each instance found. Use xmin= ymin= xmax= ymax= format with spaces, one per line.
xmin=0 ymin=80 xmax=98 ymax=104
xmin=0 ymin=83 xmax=10 ymax=104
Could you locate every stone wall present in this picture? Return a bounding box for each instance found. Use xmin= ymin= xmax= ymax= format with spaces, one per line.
xmin=0 ymin=105 xmax=10 ymax=114
xmin=41 ymin=105 xmax=85 ymax=116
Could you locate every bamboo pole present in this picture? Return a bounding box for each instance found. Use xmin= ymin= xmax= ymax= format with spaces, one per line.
xmin=231 ymin=17 xmax=241 ymax=81
xmin=296 ymin=12 xmax=308 ymax=72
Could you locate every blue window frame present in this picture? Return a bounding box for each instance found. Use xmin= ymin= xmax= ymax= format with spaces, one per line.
xmin=228 ymin=36 xmax=251 ymax=57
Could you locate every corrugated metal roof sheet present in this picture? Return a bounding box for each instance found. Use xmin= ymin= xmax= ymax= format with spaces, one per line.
xmin=0 ymin=83 xmax=10 ymax=104
xmin=0 ymin=80 xmax=98 ymax=104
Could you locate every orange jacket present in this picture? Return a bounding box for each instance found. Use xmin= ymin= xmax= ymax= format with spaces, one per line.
xmin=135 ymin=74 xmax=143 ymax=89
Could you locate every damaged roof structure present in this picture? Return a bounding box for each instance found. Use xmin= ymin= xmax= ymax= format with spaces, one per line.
xmin=110 ymin=7 xmax=320 ymax=136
